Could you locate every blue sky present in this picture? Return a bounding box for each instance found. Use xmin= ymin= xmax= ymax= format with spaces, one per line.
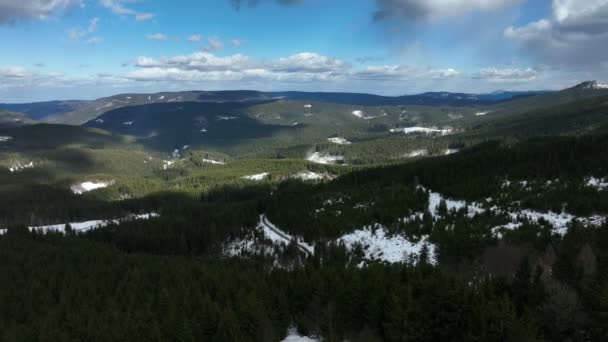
xmin=1 ymin=0 xmax=607 ymax=102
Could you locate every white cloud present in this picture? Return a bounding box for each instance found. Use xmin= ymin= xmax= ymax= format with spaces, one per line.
xmin=269 ymin=52 xmax=351 ymax=73
xmin=100 ymin=0 xmax=154 ymax=21
xmin=374 ymin=0 xmax=519 ymax=21
xmin=0 ymin=0 xmax=80 ymax=24
xmin=473 ymin=67 xmax=539 ymax=82
xmin=506 ymin=0 xmax=608 ymax=67
xmin=231 ymin=39 xmax=245 ymax=46
xmin=68 ymin=17 xmax=99 ymax=42
xmin=353 ymin=65 xmax=459 ymax=80
xmin=123 ymin=51 xmax=465 ymax=87
xmin=188 ymin=35 xmax=203 ymax=42
xmin=147 ymin=33 xmax=167 ymax=41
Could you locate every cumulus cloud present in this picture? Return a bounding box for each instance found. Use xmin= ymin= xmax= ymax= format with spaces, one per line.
xmin=122 ymin=50 xmax=465 ymax=88
xmin=100 ymin=0 xmax=155 ymax=21
xmin=373 ymin=0 xmax=518 ymax=21
xmin=505 ymin=0 xmax=608 ymax=67
xmin=353 ymin=65 xmax=460 ymax=80
xmin=0 ymin=0 xmax=80 ymax=24
xmin=473 ymin=67 xmax=539 ymax=82
xmin=269 ymin=52 xmax=351 ymax=73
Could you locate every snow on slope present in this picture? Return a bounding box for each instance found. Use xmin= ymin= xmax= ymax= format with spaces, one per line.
xmin=405 ymin=150 xmax=428 ymax=158
xmin=242 ymin=172 xmax=270 ymax=181
xmin=293 ymin=171 xmax=333 ymax=181
xmin=281 ymin=329 xmax=320 ymax=342
xmin=71 ymin=181 xmax=113 ymax=194
xmin=424 ymin=186 xmax=606 ymax=236
xmin=226 ymin=215 xmax=314 ymax=257
xmin=0 ymin=136 xmax=13 ymax=143
xmin=0 ymin=229 xmax=7 ymax=236
xmin=338 ymin=225 xmax=437 ymax=265
xmin=586 ymin=176 xmax=608 ymax=190
xmin=390 ymin=127 xmax=452 ymax=135
xmin=327 ymin=137 xmax=351 ymax=145
xmin=29 ymin=213 xmax=159 ymax=234
xmin=306 ymin=152 xmax=344 ymax=165
xmin=202 ymin=159 xmax=226 ymax=165
xmin=9 ymin=161 xmax=34 ymax=173
xmin=475 ymin=111 xmax=491 ymax=116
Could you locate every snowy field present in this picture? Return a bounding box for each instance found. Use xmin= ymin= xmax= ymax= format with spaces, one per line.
xmin=27 ymin=213 xmax=159 ymax=234
xmin=306 ymin=152 xmax=344 ymax=165
xmin=71 ymin=181 xmax=113 ymax=194
xmin=327 ymin=137 xmax=351 ymax=145
xmin=242 ymin=172 xmax=270 ymax=181
xmin=390 ymin=127 xmax=452 ymax=135
xmin=338 ymin=225 xmax=437 ymax=266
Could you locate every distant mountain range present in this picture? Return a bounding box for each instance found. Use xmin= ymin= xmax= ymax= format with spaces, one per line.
xmin=0 ymin=89 xmax=550 ymax=126
xmin=2 ymin=82 xmax=608 ymax=127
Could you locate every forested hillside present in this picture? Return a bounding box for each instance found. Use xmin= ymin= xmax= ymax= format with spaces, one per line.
xmin=1 ymin=85 xmax=608 ymax=341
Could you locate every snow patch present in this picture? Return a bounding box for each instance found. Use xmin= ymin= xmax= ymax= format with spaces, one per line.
xmin=163 ymin=160 xmax=175 ymax=170
xmin=293 ymin=171 xmax=333 ymax=181
xmin=202 ymin=159 xmax=225 ymax=165
xmin=306 ymin=152 xmax=344 ymax=165
xmin=390 ymin=127 xmax=452 ymax=135
xmin=405 ymin=149 xmax=428 ymax=158
xmin=586 ymin=176 xmax=608 ymax=190
xmin=242 ymin=172 xmax=270 ymax=181
xmin=0 ymin=136 xmax=13 ymax=143
xmin=71 ymin=181 xmax=113 ymax=194
xmin=475 ymin=111 xmax=491 ymax=116
xmin=29 ymin=213 xmax=159 ymax=234
xmin=9 ymin=161 xmax=34 ymax=173
xmin=327 ymin=137 xmax=351 ymax=145
xmin=304 ymin=104 xmax=312 ymax=108
xmin=122 ymin=121 xmax=134 ymax=126
xmin=443 ymin=149 xmax=460 ymax=155
xmin=338 ymin=225 xmax=436 ymax=265
xmin=281 ymin=329 xmax=320 ymax=342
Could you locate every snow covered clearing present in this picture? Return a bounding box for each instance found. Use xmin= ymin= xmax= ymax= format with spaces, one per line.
xmin=338 ymin=224 xmax=437 ymax=265
xmin=327 ymin=137 xmax=351 ymax=145
xmin=202 ymin=159 xmax=225 ymax=165
xmin=71 ymin=181 xmax=114 ymax=194
xmin=586 ymin=177 xmax=608 ymax=190
xmin=159 ymin=95 xmax=165 ymax=100
xmin=0 ymin=136 xmax=13 ymax=143
xmin=306 ymin=152 xmax=344 ymax=165
xmin=242 ymin=172 xmax=270 ymax=181
xmin=281 ymin=329 xmax=319 ymax=342
xmin=424 ymin=186 xmax=606 ymax=236
xmin=293 ymin=171 xmax=333 ymax=181
xmin=9 ymin=161 xmax=34 ymax=173
xmin=28 ymin=213 xmax=159 ymax=234
xmin=390 ymin=127 xmax=452 ymax=135
xmin=405 ymin=150 xmax=428 ymax=158
xmin=351 ymin=110 xmax=386 ymax=120
xmin=304 ymin=104 xmax=312 ymax=108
